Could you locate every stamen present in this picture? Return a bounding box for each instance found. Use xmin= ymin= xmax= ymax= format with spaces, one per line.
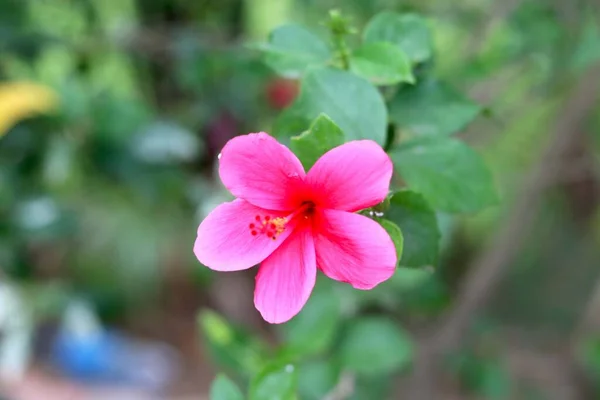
xmin=247 ymin=203 xmax=314 ymax=241
xmin=248 ymin=214 xmax=287 ymax=240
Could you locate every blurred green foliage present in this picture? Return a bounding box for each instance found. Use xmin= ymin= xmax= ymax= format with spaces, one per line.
xmin=1 ymin=0 xmax=600 ymax=399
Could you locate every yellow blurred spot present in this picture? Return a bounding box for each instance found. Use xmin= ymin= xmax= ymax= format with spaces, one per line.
xmin=0 ymin=81 xmax=59 ymax=137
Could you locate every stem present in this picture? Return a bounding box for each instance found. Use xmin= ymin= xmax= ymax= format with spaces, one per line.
xmin=327 ymin=9 xmax=353 ymax=70
xmin=332 ymin=33 xmax=350 ymax=70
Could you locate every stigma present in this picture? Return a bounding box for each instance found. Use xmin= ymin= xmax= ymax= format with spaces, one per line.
xmin=249 ymin=214 xmax=287 ymax=240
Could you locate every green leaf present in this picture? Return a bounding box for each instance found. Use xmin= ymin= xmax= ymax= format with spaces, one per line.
xmin=389 ymin=79 xmax=481 ymax=137
xmin=389 ymin=267 xmax=434 ymax=291
xmin=378 ymin=219 xmax=404 ymax=263
xmin=250 ymin=363 xmax=298 ymax=400
xmin=580 ymin=336 xmax=600 ymax=380
xmin=571 ymin=17 xmax=600 ymax=73
xmin=297 ymin=360 xmax=339 ymax=400
xmin=198 ymin=310 xmax=267 ymax=376
xmin=392 ymin=138 xmax=497 ymax=213
xmin=350 ymin=374 xmax=392 ymax=400
xmin=385 ymin=190 xmax=440 ymax=268
xmin=476 ymin=363 xmax=511 ymax=399
xmin=260 ymin=24 xmax=331 ymax=78
xmin=363 ymin=12 xmax=433 ymax=64
xmin=279 ymin=280 xmax=342 ymax=357
xmin=275 ymin=68 xmax=387 ymax=145
xmin=210 ymin=375 xmax=245 ymax=400
xmin=339 ymin=317 xmax=413 ymax=376
xmin=290 ymin=113 xmax=344 ymax=170
xmin=350 ymin=42 xmax=414 ymax=85
xmin=93 ymin=95 xmax=152 ymax=144
xmin=452 ymin=354 xmax=512 ymax=400
xmin=272 ymin=108 xmax=310 ymax=143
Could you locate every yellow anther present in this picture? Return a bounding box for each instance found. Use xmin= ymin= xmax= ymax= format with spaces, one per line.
xmin=271 ymin=217 xmax=286 ymax=234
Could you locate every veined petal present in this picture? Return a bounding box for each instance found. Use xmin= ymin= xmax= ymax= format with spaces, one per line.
xmin=314 ymin=209 xmax=396 ymax=289
xmin=306 ymin=140 xmax=392 ymax=212
xmin=254 ymin=227 xmax=316 ymax=324
xmin=194 ymin=199 xmax=294 ymax=271
xmin=219 ymin=132 xmax=306 ymax=211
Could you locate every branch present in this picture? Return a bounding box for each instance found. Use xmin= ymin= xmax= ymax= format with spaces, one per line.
xmin=406 ymin=63 xmax=600 ymax=400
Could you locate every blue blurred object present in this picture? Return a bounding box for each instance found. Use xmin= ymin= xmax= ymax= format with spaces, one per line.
xmin=50 ymin=301 xmax=180 ymax=393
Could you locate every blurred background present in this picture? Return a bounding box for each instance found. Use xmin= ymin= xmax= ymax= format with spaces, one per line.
xmin=0 ymin=0 xmax=599 ymax=399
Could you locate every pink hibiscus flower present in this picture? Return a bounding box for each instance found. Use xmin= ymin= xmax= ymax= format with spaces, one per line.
xmin=194 ymin=132 xmax=397 ymax=323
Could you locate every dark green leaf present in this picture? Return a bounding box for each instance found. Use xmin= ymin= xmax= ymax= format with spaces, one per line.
xmin=389 ymin=79 xmax=481 ymax=137
xmin=363 ymin=12 xmax=433 ymax=64
xmin=290 ymin=113 xmax=344 ymax=170
xmin=297 ymin=360 xmax=339 ymax=400
xmin=210 ymin=374 xmax=245 ymax=400
xmin=349 ymin=374 xmax=392 ymax=400
xmin=275 ymin=68 xmax=387 ymax=145
xmin=385 ymin=190 xmax=440 ymax=268
xmin=93 ymin=95 xmax=152 ymax=144
xmin=392 ymin=138 xmax=497 ymax=213
xmin=476 ymin=363 xmax=511 ymax=399
xmin=350 ymin=42 xmax=414 ymax=85
xmin=250 ymin=363 xmax=298 ymax=400
xmin=378 ymin=219 xmax=404 ymax=263
xmin=571 ymin=17 xmax=600 ymax=73
xmin=339 ymin=317 xmax=413 ymax=376
xmin=260 ymin=24 xmax=331 ymax=78
xmin=389 ymin=267 xmax=434 ymax=291
xmin=273 ymin=108 xmax=310 ymax=144
xmin=453 ymin=354 xmax=512 ymax=400
xmin=279 ymin=279 xmax=342 ymax=357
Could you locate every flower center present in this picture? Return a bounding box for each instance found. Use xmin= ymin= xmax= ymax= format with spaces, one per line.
xmin=248 ymin=202 xmax=315 ymax=241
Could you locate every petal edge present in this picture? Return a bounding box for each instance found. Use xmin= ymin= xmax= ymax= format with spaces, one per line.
xmin=219 ymin=132 xmax=306 ymax=211
xmin=314 ymin=209 xmax=396 ymax=289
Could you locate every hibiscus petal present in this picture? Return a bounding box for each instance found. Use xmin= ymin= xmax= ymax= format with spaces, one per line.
xmin=314 ymin=209 xmax=396 ymax=289
xmin=194 ymin=199 xmax=294 ymax=271
xmin=254 ymin=227 xmax=316 ymax=324
xmin=219 ymin=132 xmax=306 ymax=211
xmin=306 ymin=140 xmax=393 ymax=212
